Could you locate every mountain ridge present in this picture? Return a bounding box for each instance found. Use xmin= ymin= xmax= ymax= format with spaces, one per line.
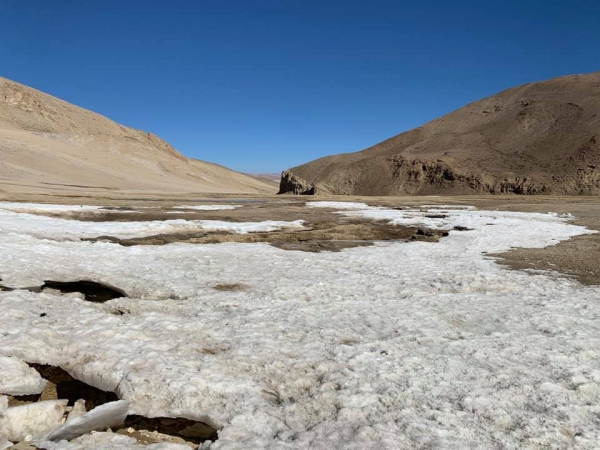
xmin=0 ymin=76 xmax=274 ymax=194
xmin=279 ymin=72 xmax=600 ymax=196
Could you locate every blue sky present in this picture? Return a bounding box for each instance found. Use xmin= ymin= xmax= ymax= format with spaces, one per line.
xmin=1 ymin=0 xmax=599 ymax=173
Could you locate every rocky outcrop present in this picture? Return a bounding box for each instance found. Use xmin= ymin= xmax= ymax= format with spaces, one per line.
xmin=278 ymin=171 xmax=320 ymax=195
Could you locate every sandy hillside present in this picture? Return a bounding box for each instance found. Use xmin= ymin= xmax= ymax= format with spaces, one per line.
xmin=280 ymin=71 xmax=600 ymax=195
xmin=0 ymin=77 xmax=274 ymax=195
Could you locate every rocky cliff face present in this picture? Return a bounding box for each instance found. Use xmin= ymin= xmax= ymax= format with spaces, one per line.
xmin=280 ymin=72 xmax=600 ymax=196
xmin=278 ymin=171 xmax=319 ymax=195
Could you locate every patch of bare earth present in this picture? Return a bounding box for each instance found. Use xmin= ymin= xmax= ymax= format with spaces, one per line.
xmin=489 ymin=213 xmax=600 ymax=286
xmin=83 ymin=219 xmax=448 ymax=252
xmin=213 ymin=283 xmax=248 ymax=292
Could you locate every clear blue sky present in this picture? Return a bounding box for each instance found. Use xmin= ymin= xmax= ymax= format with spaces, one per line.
xmin=1 ymin=1 xmax=599 ymax=173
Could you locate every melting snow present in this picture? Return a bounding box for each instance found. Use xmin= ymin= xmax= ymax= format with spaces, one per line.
xmin=0 ymin=208 xmax=305 ymax=241
xmin=419 ymin=204 xmax=477 ymax=210
xmin=0 ymin=202 xmax=599 ymax=449
xmin=0 ymin=355 xmax=47 ymax=396
xmin=37 ymin=432 xmax=192 ymax=449
xmin=305 ymin=201 xmax=375 ymax=210
xmin=172 ymin=205 xmax=240 ymax=211
xmin=0 ymin=203 xmax=104 ymax=214
xmin=0 ymin=400 xmax=68 ymax=441
xmin=40 ymin=400 xmax=130 ymax=442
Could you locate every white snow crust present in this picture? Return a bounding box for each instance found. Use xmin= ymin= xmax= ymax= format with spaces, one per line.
xmin=1 ymin=202 xmax=599 ymax=448
xmin=0 ymin=208 xmax=305 ymax=242
xmin=0 ymin=355 xmax=47 ymax=395
xmin=37 ymin=432 xmax=192 ymax=450
xmin=0 ymin=400 xmax=68 ymax=441
xmin=41 ymin=400 xmax=130 ymax=442
xmin=172 ymin=205 xmax=240 ymax=211
xmin=305 ymin=201 xmax=374 ymax=210
xmin=419 ymin=204 xmax=477 ymax=210
xmin=0 ymin=203 xmax=103 ymax=213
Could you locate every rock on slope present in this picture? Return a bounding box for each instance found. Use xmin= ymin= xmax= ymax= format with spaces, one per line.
xmin=280 ymin=71 xmax=600 ymax=195
xmin=0 ymin=77 xmax=274 ymax=194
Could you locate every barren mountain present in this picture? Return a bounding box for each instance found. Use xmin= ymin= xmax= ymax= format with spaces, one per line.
xmin=0 ymin=77 xmax=274 ymax=194
xmin=280 ymin=72 xmax=600 ymax=195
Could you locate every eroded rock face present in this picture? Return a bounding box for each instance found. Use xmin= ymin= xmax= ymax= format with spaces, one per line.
xmin=280 ymin=156 xmax=600 ymax=196
xmin=386 ymin=157 xmax=552 ymax=195
xmin=278 ymin=171 xmax=320 ymax=195
xmin=278 ymin=72 xmax=600 ymax=196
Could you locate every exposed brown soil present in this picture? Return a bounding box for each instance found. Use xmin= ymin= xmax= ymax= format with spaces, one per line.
xmin=83 ymin=219 xmax=448 ymax=251
xmin=280 ymin=72 xmax=600 ymax=196
xmin=213 ymin=283 xmax=248 ymax=292
xmin=491 ymin=218 xmax=600 ymax=286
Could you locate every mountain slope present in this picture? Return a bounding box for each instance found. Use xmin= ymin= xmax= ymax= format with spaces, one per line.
xmin=0 ymin=77 xmax=274 ymax=194
xmin=280 ymin=72 xmax=600 ymax=196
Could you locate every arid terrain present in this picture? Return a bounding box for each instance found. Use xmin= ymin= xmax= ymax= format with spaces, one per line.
xmin=2 ymin=72 xmax=600 ymax=450
xmin=280 ymin=72 xmax=600 ymax=196
xmin=0 ymin=77 xmax=275 ymax=196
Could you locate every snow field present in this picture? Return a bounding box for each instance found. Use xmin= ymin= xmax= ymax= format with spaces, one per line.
xmin=0 ymin=208 xmax=305 ymax=241
xmin=0 ymin=202 xmax=599 ymax=449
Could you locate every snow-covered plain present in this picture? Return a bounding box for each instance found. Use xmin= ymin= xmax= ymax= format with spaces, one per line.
xmin=172 ymin=205 xmax=241 ymax=211
xmin=306 ymin=201 xmax=374 ymax=210
xmin=1 ymin=202 xmax=600 ymax=449
xmin=0 ymin=208 xmax=305 ymax=241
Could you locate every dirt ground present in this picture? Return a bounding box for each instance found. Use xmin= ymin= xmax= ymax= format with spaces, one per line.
xmin=2 ymin=189 xmax=599 ymax=285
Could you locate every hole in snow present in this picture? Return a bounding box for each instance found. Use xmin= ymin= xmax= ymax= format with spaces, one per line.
xmin=122 ymin=416 xmax=219 ymax=444
xmin=453 ymin=225 xmax=473 ymax=231
xmin=14 ymin=364 xmax=218 ymax=446
xmin=0 ymin=278 xmax=13 ymax=292
xmin=41 ymin=280 xmax=127 ymax=303
xmin=29 ymin=364 xmax=119 ymax=411
xmin=213 ymin=283 xmax=248 ymax=292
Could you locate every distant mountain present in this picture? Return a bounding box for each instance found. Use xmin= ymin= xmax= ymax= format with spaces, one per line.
xmin=0 ymin=77 xmax=274 ymax=194
xmin=280 ymin=72 xmax=600 ymax=195
xmin=247 ymin=173 xmax=281 ymax=186
xmin=250 ymin=173 xmax=281 ymax=181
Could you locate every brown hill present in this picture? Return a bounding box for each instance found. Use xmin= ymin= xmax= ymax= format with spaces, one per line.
xmin=280 ymin=72 xmax=600 ymax=196
xmin=0 ymin=77 xmax=274 ymax=195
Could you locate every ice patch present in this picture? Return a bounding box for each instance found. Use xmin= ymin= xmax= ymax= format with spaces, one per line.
xmin=37 ymin=432 xmax=192 ymax=450
xmin=0 ymin=355 xmax=47 ymax=396
xmin=0 ymin=207 xmax=305 ymax=241
xmin=172 ymin=205 xmax=240 ymax=211
xmin=0 ymin=204 xmax=599 ymax=448
xmin=0 ymin=400 xmax=68 ymax=441
xmin=305 ymin=201 xmax=375 ymax=210
xmin=0 ymin=203 xmax=103 ymax=213
xmin=41 ymin=400 xmax=130 ymax=442
xmin=419 ymin=204 xmax=477 ymax=210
